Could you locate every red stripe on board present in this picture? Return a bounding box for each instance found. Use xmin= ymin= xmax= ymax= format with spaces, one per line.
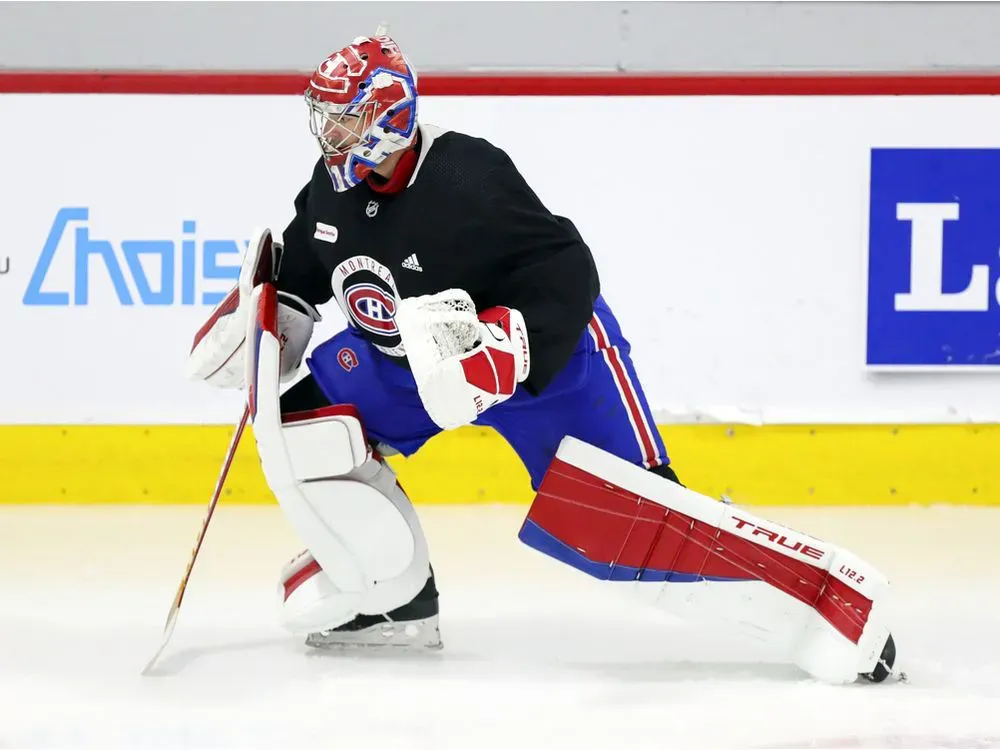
xmin=4 ymin=71 xmax=1000 ymax=96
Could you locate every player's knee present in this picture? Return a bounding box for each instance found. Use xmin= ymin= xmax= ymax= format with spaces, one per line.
xmin=279 ymin=375 xmax=400 ymax=457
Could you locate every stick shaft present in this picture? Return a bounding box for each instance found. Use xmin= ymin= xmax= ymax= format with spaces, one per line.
xmin=142 ymin=405 xmax=251 ymax=675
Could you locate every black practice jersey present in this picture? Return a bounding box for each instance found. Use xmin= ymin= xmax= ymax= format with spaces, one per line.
xmin=276 ymin=125 xmax=600 ymax=396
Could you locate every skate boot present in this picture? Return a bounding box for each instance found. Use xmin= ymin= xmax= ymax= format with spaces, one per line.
xmin=859 ymin=633 xmax=902 ymax=683
xmin=305 ymin=567 xmax=442 ymax=650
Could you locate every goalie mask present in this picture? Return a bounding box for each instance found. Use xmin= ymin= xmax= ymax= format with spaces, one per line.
xmin=305 ymin=35 xmax=419 ymax=193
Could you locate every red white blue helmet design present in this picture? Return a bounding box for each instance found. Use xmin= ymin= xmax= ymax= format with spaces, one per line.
xmin=305 ymin=34 xmax=419 ymax=192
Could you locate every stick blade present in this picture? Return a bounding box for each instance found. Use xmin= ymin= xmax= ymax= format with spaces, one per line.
xmin=141 ymin=607 xmax=179 ymax=675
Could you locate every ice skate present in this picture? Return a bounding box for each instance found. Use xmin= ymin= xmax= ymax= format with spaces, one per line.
xmin=859 ymin=633 xmax=905 ymax=683
xmin=305 ymin=569 xmax=442 ymax=651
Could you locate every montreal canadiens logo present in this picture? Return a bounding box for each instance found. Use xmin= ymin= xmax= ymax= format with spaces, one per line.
xmin=345 ymin=283 xmax=397 ymax=335
xmin=338 ymin=347 xmax=360 ymax=371
xmin=331 ymin=254 xmax=406 ymax=358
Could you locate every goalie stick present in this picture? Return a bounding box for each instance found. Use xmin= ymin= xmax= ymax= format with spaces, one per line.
xmin=141 ymin=404 xmax=250 ymax=675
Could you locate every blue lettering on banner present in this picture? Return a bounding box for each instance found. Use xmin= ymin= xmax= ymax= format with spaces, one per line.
xmin=866 ymin=149 xmax=1000 ymax=367
xmin=23 ymin=208 xmax=245 ymax=306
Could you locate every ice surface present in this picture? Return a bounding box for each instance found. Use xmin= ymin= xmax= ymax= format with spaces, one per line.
xmin=1 ymin=504 xmax=999 ymax=749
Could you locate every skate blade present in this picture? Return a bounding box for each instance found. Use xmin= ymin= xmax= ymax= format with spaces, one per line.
xmin=305 ymin=615 xmax=443 ymax=651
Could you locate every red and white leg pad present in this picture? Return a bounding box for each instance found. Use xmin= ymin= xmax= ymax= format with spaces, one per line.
xmin=519 ymin=436 xmax=894 ymax=684
xmin=246 ymin=284 xmax=430 ymax=634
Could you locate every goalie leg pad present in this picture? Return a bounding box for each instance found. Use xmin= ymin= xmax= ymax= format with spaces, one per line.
xmin=272 ymin=449 xmax=431 ymax=634
xmin=519 ymin=436 xmax=894 ymax=684
xmin=247 ymin=284 xmax=430 ymax=634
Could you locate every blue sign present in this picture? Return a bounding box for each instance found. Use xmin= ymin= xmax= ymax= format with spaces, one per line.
xmin=867 ymin=149 xmax=1000 ymax=367
xmin=23 ymin=208 xmax=244 ymax=306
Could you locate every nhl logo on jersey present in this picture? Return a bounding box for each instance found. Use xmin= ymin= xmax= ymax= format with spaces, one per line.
xmin=366 ymin=200 xmax=379 ymax=218
xmin=331 ymin=255 xmax=405 ymax=358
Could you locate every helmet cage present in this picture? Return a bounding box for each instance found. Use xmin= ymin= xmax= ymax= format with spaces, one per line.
xmin=305 ymin=59 xmax=418 ymax=192
xmin=307 ymin=97 xmax=379 ymax=161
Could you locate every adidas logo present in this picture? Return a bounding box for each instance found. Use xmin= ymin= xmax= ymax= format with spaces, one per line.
xmin=401 ymin=253 xmax=423 ymax=272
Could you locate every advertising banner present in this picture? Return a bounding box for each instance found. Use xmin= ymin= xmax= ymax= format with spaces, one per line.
xmin=1 ymin=94 xmax=320 ymax=424
xmin=866 ymin=148 xmax=1000 ymax=368
xmin=4 ymin=94 xmax=1000 ymax=425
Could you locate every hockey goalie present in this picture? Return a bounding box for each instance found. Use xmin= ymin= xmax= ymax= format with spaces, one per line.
xmin=185 ymin=30 xmax=899 ymax=685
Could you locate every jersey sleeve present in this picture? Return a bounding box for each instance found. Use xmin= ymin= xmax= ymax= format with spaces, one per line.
xmin=468 ymin=156 xmax=600 ymax=395
xmin=275 ymin=181 xmax=335 ymax=307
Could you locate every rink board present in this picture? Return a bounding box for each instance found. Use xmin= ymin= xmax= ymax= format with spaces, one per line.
xmin=0 ymin=423 xmax=994 ymax=506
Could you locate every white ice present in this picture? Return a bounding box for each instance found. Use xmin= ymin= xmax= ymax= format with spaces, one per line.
xmin=1 ymin=504 xmax=999 ymax=749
